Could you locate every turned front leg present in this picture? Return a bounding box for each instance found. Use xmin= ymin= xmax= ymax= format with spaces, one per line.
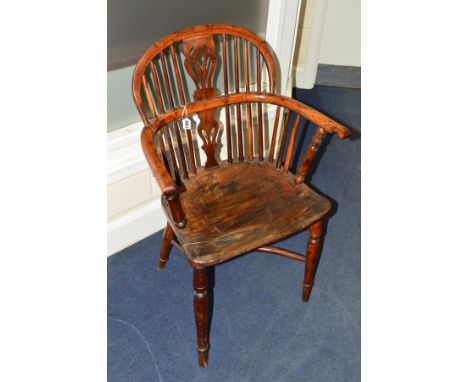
xmin=303 ymin=220 xmax=323 ymax=302
xmin=193 ymin=267 xmax=209 ymax=367
xmin=158 ymin=223 xmax=175 ymax=271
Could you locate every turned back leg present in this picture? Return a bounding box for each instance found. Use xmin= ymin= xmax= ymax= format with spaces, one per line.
xmin=193 ymin=267 xmax=209 ymax=367
xmin=303 ymin=220 xmax=323 ymax=302
xmin=158 ymin=223 xmax=175 ymax=271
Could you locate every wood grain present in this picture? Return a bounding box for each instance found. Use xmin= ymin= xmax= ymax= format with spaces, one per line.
xmin=193 ymin=267 xmax=209 ymax=367
xmin=303 ymin=221 xmax=323 ymax=302
xmin=161 ymin=162 xmax=331 ymax=266
xmin=158 ymin=223 xmax=175 ymax=271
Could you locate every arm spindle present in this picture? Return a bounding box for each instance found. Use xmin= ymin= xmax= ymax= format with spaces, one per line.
xmin=294 ymin=127 xmax=325 ymax=184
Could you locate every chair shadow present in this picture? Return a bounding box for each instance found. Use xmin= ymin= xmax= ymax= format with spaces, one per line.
xmin=207 ymin=266 xmax=215 ymax=342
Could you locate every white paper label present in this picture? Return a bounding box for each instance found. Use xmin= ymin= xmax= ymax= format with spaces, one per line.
xmin=182 ymin=118 xmax=191 ymax=130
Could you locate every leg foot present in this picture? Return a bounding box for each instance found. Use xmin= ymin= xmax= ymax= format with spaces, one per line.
xmin=197 ymin=346 xmax=209 ymax=368
xmin=193 ymin=267 xmax=209 ymax=367
xmin=303 ymin=220 xmax=323 ymax=302
xmin=158 ymin=223 xmax=174 ymax=271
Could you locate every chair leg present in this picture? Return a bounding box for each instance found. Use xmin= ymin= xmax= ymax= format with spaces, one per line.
xmin=193 ymin=267 xmax=209 ymax=367
xmin=303 ymin=220 xmax=323 ymax=302
xmin=158 ymin=223 xmax=175 ymax=271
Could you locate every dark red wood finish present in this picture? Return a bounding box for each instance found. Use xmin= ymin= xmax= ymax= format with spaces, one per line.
xmin=132 ymin=25 xmax=351 ymax=367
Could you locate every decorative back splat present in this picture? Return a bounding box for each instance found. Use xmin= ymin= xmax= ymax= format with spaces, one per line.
xmin=182 ymin=36 xmax=219 ymax=168
xmin=182 ymin=36 xmax=217 ymax=97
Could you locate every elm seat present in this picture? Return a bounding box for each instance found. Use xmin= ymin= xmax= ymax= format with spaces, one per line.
xmin=162 ymin=161 xmax=331 ymax=266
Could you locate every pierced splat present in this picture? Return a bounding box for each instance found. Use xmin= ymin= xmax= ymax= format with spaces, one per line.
xmin=182 ymin=36 xmax=220 ymax=168
xmin=182 ymin=36 xmax=218 ymax=99
xmin=197 ymin=108 xmax=220 ymax=168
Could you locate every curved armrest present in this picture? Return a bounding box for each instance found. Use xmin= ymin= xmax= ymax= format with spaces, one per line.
xmin=278 ymin=95 xmax=351 ymax=139
xmin=148 ymin=93 xmax=351 ymax=139
xmin=141 ymin=127 xmax=186 ymax=228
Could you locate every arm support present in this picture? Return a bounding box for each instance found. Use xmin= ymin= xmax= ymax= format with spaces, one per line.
xmin=141 ymin=127 xmax=186 ymax=228
xmin=294 ymin=127 xmax=325 ymax=184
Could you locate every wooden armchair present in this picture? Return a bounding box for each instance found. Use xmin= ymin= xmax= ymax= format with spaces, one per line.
xmin=132 ymin=25 xmax=351 ymax=367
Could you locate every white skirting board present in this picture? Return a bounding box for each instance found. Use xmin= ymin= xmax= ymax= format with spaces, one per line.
xmin=107 ymin=199 xmax=166 ymax=256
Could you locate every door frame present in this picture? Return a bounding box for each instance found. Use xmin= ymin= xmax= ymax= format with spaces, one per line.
xmin=293 ymin=0 xmax=330 ymax=89
xmin=265 ymin=0 xmax=302 ymax=96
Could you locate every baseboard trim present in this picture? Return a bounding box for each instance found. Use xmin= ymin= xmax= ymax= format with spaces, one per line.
xmin=107 ymin=121 xmax=147 ymax=185
xmin=315 ymin=64 xmax=361 ymax=89
xmin=107 ymin=199 xmax=166 ymax=256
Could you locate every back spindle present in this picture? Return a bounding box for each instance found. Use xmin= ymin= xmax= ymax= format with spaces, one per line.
xmin=276 ymin=110 xmax=290 ymax=168
xmin=170 ymin=45 xmax=186 ymax=106
xmin=161 ymin=53 xmax=189 ymax=178
xmin=162 ymin=125 xmax=180 ymax=181
xmin=170 ymin=48 xmax=197 ymax=174
xmin=269 ymin=106 xmax=282 ymax=163
xmin=244 ymin=40 xmax=254 ymax=160
xmin=222 ymin=35 xmax=233 ymax=163
xmin=256 ymin=50 xmax=263 ymax=161
xmin=142 ymin=75 xmax=157 ymax=122
xmin=283 ymin=113 xmax=301 ymax=174
xmin=149 ymin=62 xmax=165 ymax=115
xmin=234 ymin=37 xmax=243 ymax=162
xmin=155 ymin=130 xmax=170 ymax=176
xmin=185 ymin=124 xmax=197 ymax=175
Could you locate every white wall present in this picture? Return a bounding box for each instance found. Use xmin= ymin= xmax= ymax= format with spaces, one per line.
xmin=107 ymin=123 xmax=166 ymax=255
xmin=292 ymin=0 xmax=360 ymax=88
xmin=318 ymin=0 xmax=361 ymax=66
xmin=292 ymin=0 xmax=329 ymax=88
xmin=293 ymin=0 xmax=317 ymax=71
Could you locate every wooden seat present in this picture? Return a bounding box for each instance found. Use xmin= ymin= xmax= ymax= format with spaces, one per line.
xmin=132 ymin=24 xmax=351 ymax=367
xmin=162 ymin=161 xmax=331 ymax=266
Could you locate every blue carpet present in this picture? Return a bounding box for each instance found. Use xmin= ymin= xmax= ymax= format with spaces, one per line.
xmin=108 ymin=86 xmax=361 ymax=381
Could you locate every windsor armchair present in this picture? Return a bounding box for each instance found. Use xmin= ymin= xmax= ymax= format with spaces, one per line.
xmin=132 ymin=25 xmax=351 ymax=367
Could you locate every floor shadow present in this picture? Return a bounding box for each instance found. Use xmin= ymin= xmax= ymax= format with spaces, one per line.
xmin=293 ymin=86 xmax=361 ymax=141
xmin=207 ymin=266 xmax=215 ymax=342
